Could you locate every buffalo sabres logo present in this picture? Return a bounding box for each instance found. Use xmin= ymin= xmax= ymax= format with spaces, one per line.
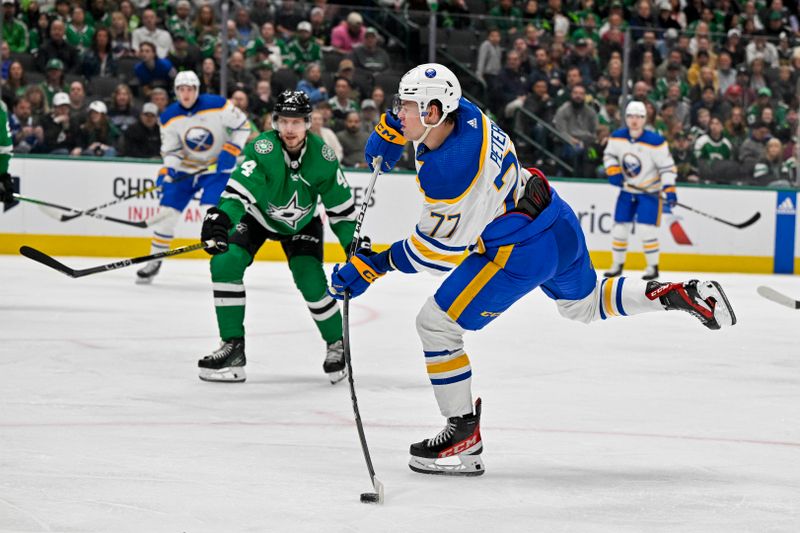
xmin=254 ymin=139 xmax=273 ymax=154
xmin=425 ymin=68 xmax=436 ymax=78
xmin=621 ymin=153 xmax=643 ymax=178
xmin=184 ymin=127 xmax=215 ymax=152
xmin=267 ymin=191 xmax=311 ymax=230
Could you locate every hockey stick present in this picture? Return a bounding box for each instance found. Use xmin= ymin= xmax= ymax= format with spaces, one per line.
xmin=19 ymin=240 xmax=215 ymax=278
xmin=756 ymin=286 xmax=800 ymax=309
xmin=12 ymin=193 xmax=147 ymax=228
xmin=627 ymin=184 xmax=761 ymax=229
xmin=59 ymin=166 xmax=210 ymax=222
xmin=343 ymin=156 xmax=385 ymax=505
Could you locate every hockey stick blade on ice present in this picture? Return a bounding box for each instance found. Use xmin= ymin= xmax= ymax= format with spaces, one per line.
xmin=343 ymin=156 xmax=385 ymax=505
xmin=757 ymin=286 xmax=800 ymax=309
xmin=627 ymin=185 xmax=761 ymax=229
xmin=59 ymin=166 xmax=210 ymax=222
xmin=20 ymin=240 xmax=214 ymax=279
xmin=13 ymin=194 xmax=147 ymax=228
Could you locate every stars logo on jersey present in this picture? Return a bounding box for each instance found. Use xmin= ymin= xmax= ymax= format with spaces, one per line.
xmin=254 ymin=139 xmax=273 ymax=154
xmin=468 ymin=118 xmax=478 ymax=128
xmin=184 ymin=127 xmax=215 ymax=152
xmin=622 ymin=153 xmax=643 ymax=178
xmin=321 ymin=144 xmax=336 ymax=162
xmin=267 ymin=191 xmax=312 ymax=229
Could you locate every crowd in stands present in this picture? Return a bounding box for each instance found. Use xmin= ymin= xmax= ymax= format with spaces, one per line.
xmin=1 ymin=0 xmax=398 ymax=168
xmin=470 ymin=0 xmax=800 ymax=186
xmin=2 ymin=0 xmax=799 ymax=186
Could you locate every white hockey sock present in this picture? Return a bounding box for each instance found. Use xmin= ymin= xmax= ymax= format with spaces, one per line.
xmin=596 ymin=276 xmax=664 ymax=319
xmin=610 ymin=222 xmax=631 ymax=266
xmin=148 ymin=207 xmax=181 ymax=254
xmin=639 ymin=224 xmax=660 ymax=267
xmin=416 ymin=297 xmax=474 ymax=418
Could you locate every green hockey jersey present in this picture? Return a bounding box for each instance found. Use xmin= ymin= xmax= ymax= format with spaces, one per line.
xmin=0 ymin=100 xmax=13 ymax=174
xmin=218 ymin=130 xmax=356 ymax=250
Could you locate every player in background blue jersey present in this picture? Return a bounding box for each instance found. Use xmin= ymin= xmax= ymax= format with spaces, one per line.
xmin=329 ymin=64 xmax=737 ymax=477
xmin=136 ymin=71 xmax=251 ymax=284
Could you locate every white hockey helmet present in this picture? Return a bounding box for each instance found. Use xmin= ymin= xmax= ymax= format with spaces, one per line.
xmin=396 ymin=63 xmax=461 ymax=121
xmin=625 ymin=100 xmax=647 ymax=117
xmin=174 ymin=71 xmax=200 ymax=92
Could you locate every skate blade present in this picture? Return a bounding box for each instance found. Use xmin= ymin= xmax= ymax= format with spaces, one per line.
xmin=326 ymin=368 xmax=347 ymax=385
xmin=408 ymin=454 xmax=485 ymax=476
xmin=199 ymin=366 xmax=246 ymax=383
xmin=700 ymin=281 xmax=737 ymax=327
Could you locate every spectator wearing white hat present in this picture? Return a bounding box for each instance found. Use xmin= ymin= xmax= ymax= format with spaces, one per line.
xmin=330 ymin=12 xmax=365 ymax=54
xmin=72 ymin=100 xmax=119 ymax=157
xmin=285 ymin=20 xmax=322 ymax=74
xmin=39 ymin=92 xmax=81 ymax=154
xmin=120 ymin=102 xmax=161 ymax=159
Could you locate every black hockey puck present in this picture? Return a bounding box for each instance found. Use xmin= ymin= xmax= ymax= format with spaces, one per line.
xmin=360 ymin=492 xmax=380 ymax=504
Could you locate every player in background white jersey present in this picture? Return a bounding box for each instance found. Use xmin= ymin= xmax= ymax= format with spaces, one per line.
xmin=328 ymin=64 xmax=736 ymax=477
xmin=603 ymin=101 xmax=678 ymax=281
xmin=136 ymin=71 xmax=251 ymax=284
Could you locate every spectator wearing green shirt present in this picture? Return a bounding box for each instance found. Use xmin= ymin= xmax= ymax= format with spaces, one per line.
xmin=285 ymin=21 xmax=322 ymax=74
xmin=488 ymin=0 xmax=524 ymax=36
xmin=66 ymin=6 xmax=95 ymax=52
xmin=2 ymin=0 xmax=29 ymax=53
xmin=39 ymin=59 xmax=68 ymax=106
xmin=168 ymin=0 xmax=195 ymax=44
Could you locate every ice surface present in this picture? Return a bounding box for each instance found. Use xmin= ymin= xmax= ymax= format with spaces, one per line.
xmin=1 ymin=256 xmax=799 ymax=532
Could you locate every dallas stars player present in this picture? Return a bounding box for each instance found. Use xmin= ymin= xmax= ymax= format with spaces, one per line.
xmin=0 ymin=100 xmax=15 ymax=209
xmin=198 ymin=91 xmax=357 ymax=384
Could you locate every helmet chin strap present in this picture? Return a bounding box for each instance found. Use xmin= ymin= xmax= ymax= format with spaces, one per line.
xmin=416 ymin=109 xmax=448 ymax=145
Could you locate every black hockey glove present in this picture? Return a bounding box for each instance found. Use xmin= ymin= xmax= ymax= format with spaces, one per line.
xmin=0 ymin=172 xmax=14 ymax=204
xmin=201 ymin=207 xmax=232 ymax=255
xmin=513 ymin=167 xmax=552 ymax=220
xmin=347 ymin=235 xmax=373 ymax=259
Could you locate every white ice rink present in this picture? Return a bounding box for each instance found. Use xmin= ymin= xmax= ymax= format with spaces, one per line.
xmin=1 ymin=255 xmax=799 ymax=532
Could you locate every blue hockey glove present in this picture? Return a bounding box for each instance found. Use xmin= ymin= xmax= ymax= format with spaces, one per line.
xmin=330 ymin=252 xmax=388 ymax=300
xmin=608 ymin=173 xmax=624 ymax=187
xmin=365 ymin=112 xmax=406 ymax=172
xmin=157 ymin=167 xmax=177 ymax=187
xmin=217 ymin=143 xmax=241 ymax=175
xmin=663 ymin=185 xmax=677 ymax=207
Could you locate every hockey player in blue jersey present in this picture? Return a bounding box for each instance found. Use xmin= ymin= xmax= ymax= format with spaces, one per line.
xmin=136 ymin=71 xmax=251 ymax=284
xmin=603 ymin=101 xmax=678 ymax=280
xmin=329 ymin=64 xmax=737 ymax=476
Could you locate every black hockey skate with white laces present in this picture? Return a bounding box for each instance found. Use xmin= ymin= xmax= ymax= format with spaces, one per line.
xmin=135 ymin=260 xmax=162 ymax=284
xmin=198 ymin=338 xmax=246 ymax=382
xmin=647 ymin=279 xmax=737 ymax=330
xmin=409 ymin=398 xmax=484 ymax=476
xmin=323 ymin=339 xmax=347 ymax=384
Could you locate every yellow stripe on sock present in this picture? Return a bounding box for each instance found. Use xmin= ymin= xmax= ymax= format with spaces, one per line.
xmin=426 ymin=354 xmax=470 ymax=374
xmin=603 ymin=278 xmax=617 ymax=317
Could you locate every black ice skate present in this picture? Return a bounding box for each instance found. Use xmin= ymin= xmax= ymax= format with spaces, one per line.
xmin=604 ymin=263 xmax=624 ymax=278
xmin=198 ymin=338 xmax=246 ymax=382
xmin=409 ymin=398 xmax=485 ymax=476
xmin=323 ymin=339 xmax=347 ymax=384
xmin=647 ymin=280 xmax=737 ymax=330
xmin=642 ymin=265 xmax=659 ymax=281
xmin=135 ymin=260 xmax=162 ymax=284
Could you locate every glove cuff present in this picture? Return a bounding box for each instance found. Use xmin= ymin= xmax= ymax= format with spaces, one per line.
xmin=351 ymin=255 xmax=386 ymax=283
xmin=375 ymin=113 xmax=406 ymax=145
xmin=662 ymin=185 xmax=676 ymax=193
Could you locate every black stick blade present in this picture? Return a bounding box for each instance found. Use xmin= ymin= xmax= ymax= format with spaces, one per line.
xmin=19 ymin=246 xmax=77 ymax=278
xmin=734 ymin=212 xmax=761 ymax=229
